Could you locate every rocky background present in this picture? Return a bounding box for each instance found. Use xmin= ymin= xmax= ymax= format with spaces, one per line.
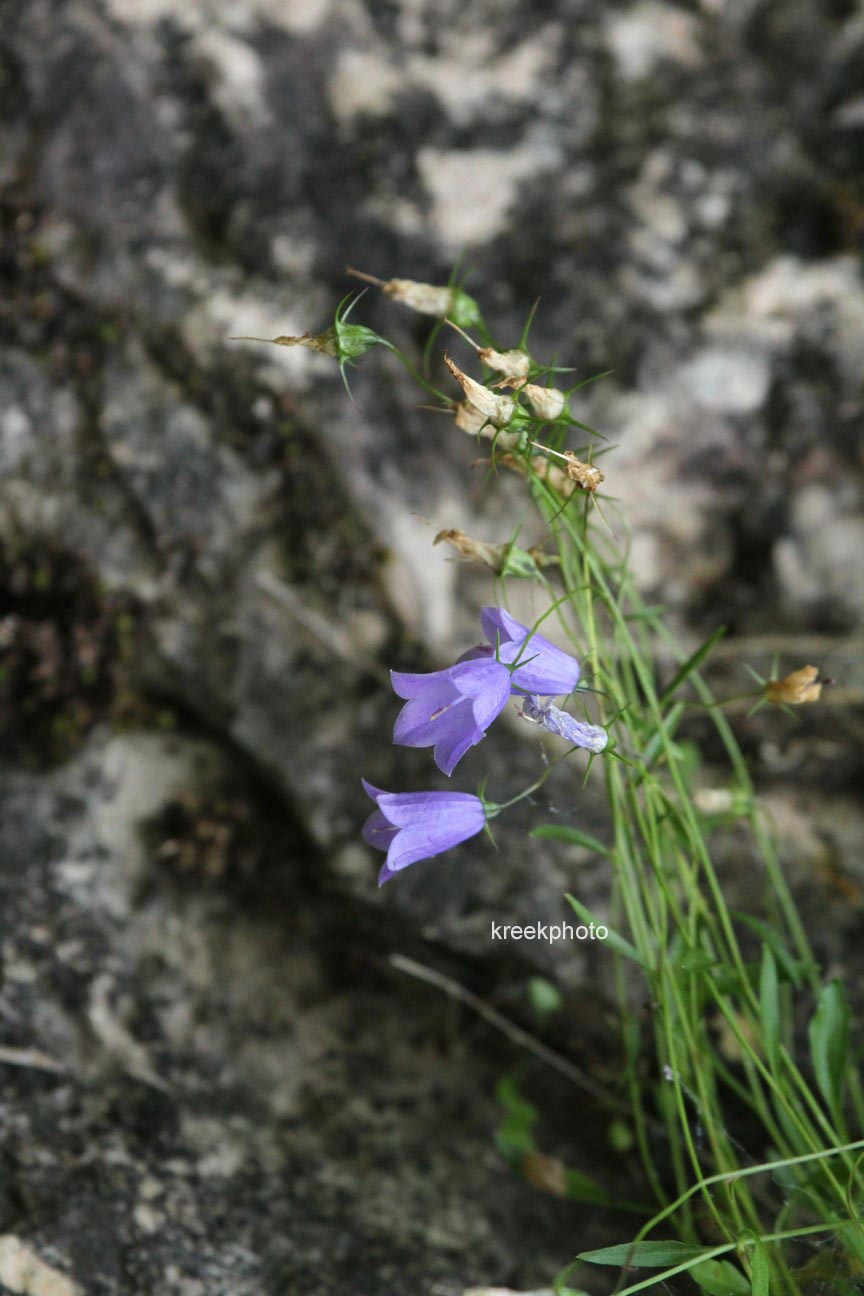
xmin=1 ymin=0 xmax=863 ymax=1292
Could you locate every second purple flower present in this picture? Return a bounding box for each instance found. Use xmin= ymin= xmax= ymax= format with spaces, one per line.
xmin=390 ymin=658 xmax=511 ymax=776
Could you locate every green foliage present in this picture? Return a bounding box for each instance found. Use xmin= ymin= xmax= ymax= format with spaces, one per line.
xmin=580 ymin=1239 xmax=711 ymax=1267
xmin=528 ymin=976 xmax=563 ymax=1023
xmin=690 ymin=1257 xmax=751 ymax=1295
xmin=809 ymin=981 xmax=851 ymax=1132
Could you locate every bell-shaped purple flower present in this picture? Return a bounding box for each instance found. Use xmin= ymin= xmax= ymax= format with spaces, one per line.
xmin=361 ymin=781 xmax=487 ymax=884
xmin=390 ymin=658 xmax=511 ymax=775
xmin=520 ymin=695 xmax=608 ymax=754
xmin=469 ymin=606 xmax=581 ymax=697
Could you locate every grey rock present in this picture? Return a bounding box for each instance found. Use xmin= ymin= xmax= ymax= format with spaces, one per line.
xmin=3 ymin=0 xmax=864 ymax=1286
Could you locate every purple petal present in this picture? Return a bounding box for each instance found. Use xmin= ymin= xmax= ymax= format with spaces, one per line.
xmin=463 ymin=665 xmax=511 ymax=731
xmin=480 ymin=606 xmax=580 ymax=696
xmin=376 ymin=789 xmax=485 ymax=829
xmin=391 ymin=660 xmax=511 ymax=774
xmin=480 ymin=605 xmax=525 ymax=646
xmin=456 ymin=645 xmax=494 ymax=665
xmin=391 ymin=669 xmax=450 ymax=700
xmin=433 ymin=721 xmax=484 ymax=776
xmin=365 ymin=790 xmax=486 ymax=882
xmin=362 ymin=808 xmax=399 ymax=847
xmin=361 ymin=779 xmax=387 ymax=804
xmin=379 ymin=793 xmax=486 ymax=872
xmin=446 ymin=658 xmax=510 ymax=700
xmin=393 ymin=690 xmax=471 ymax=748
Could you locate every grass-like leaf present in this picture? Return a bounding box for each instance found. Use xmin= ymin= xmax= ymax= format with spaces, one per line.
xmin=808 ymin=980 xmax=850 ymax=1130
xmin=579 ymin=1239 xmax=711 ymax=1267
xmin=658 ymin=626 xmax=727 ymax=708
xmin=565 ymin=894 xmax=647 ymax=969
xmin=532 ymin=824 xmax=609 ymax=855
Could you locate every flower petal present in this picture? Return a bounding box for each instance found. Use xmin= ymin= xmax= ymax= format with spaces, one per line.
xmin=362 ymin=808 xmax=399 ymax=847
xmin=375 ymin=789 xmax=485 ymax=829
xmin=365 ymin=791 xmax=487 ymax=882
xmin=480 ymin=605 xmax=525 ymax=645
xmin=446 ymin=658 xmax=510 ymax=697
xmin=391 ymin=660 xmax=510 ymax=773
xmin=479 ymin=606 xmax=580 ymax=696
xmin=465 ymin=666 xmax=511 ymax=732
xmin=381 ymin=796 xmax=486 ymax=872
xmin=393 ymin=691 xmax=472 ymax=749
xmin=433 ymin=722 xmax=484 ymax=776
xmin=361 ymin=779 xmax=387 ymax=804
xmin=390 ymin=669 xmax=450 ymax=700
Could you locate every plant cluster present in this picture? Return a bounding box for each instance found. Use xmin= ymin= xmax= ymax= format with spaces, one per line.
xmin=237 ymin=274 xmax=861 ymax=1296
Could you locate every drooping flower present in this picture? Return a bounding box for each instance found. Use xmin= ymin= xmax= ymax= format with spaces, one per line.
xmin=361 ymin=781 xmax=487 ymax=884
xmin=520 ymin=695 xmax=608 ymax=754
xmin=471 ymin=606 xmax=581 ymax=697
xmin=391 ymin=658 xmax=511 ymax=775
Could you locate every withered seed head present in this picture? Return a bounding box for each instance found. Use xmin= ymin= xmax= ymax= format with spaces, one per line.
xmin=564 ymin=453 xmax=604 ymax=493
xmin=764 ymin=665 xmax=823 ymax=706
xmin=444 ymin=355 xmax=516 ymax=427
xmin=522 ymin=383 xmax=566 ymax=421
xmin=346 ymin=268 xmax=481 ymax=327
xmin=433 ymin=529 xmax=504 ymax=571
xmin=230 ymin=329 xmax=340 ymax=357
xmin=453 ymin=400 xmax=490 ymax=435
xmin=478 ymin=346 xmax=531 ymax=381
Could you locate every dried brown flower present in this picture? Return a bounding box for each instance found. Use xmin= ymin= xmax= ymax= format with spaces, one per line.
xmin=444 ymin=355 xmax=516 ymax=427
xmin=764 ymin=665 xmax=823 ymax=706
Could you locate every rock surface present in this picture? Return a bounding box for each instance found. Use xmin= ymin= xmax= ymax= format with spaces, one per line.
xmin=2 ymin=0 xmax=864 ymax=1290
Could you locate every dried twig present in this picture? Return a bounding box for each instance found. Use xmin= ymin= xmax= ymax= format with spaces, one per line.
xmin=389 ymin=952 xmax=649 ymax=1121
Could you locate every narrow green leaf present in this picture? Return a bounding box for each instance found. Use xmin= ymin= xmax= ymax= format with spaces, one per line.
xmin=690 ymin=1256 xmax=750 ymax=1295
xmin=640 ymin=702 xmax=685 ymax=769
xmin=579 ymin=1240 xmax=710 ymax=1268
xmin=749 ymin=1237 xmax=770 ymax=1296
xmin=564 ymin=894 xmax=646 ymax=968
xmin=808 ymin=980 xmax=850 ymax=1125
xmin=759 ymin=946 xmax=780 ymax=1069
xmin=532 ymin=824 xmax=609 ymax=855
xmin=495 ymin=1074 xmax=538 ymax=1160
xmin=565 ymin=1168 xmax=613 ymax=1206
xmin=658 ymin=626 xmax=727 ymax=707
xmin=732 ymin=913 xmax=807 ymax=987
xmin=677 ymin=947 xmax=716 ymax=975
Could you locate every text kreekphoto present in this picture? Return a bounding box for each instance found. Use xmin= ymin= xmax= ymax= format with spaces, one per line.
xmin=491 ymin=921 xmax=609 ymax=943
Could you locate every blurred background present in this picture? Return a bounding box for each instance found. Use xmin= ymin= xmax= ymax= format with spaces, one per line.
xmin=1 ymin=1 xmax=863 ymax=1292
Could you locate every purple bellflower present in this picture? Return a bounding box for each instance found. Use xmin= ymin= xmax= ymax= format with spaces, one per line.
xmin=520 ymin=695 xmax=608 ymax=754
xmin=362 ymin=781 xmax=487 ymax=884
xmin=467 ymin=606 xmax=581 ymax=697
xmin=390 ymin=658 xmax=511 ymax=776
